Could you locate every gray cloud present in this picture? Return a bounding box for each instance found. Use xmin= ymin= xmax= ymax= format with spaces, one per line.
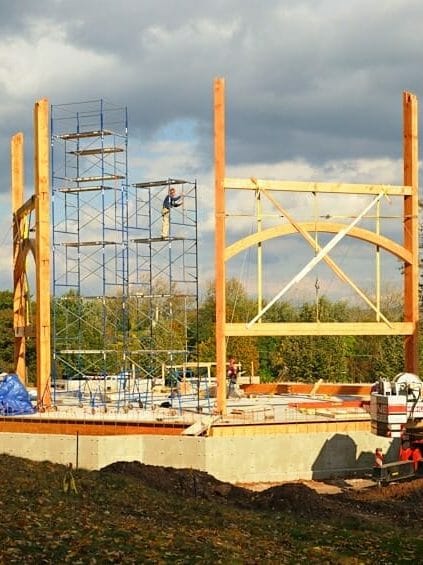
xmin=0 ymin=0 xmax=421 ymax=291
xmin=1 ymin=0 xmax=422 ymax=169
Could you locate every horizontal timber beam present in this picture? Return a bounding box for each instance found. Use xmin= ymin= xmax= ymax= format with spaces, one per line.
xmin=0 ymin=420 xmax=187 ymax=436
xmin=209 ymin=419 xmax=370 ymax=437
xmin=224 ymin=178 xmax=413 ymax=196
xmin=225 ymin=322 xmax=415 ymax=336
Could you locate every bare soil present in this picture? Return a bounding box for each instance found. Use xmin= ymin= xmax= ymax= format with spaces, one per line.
xmin=102 ymin=460 xmax=423 ymax=528
xmin=2 ymin=455 xmax=423 ymax=563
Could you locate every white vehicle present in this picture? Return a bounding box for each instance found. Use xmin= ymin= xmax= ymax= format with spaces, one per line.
xmin=370 ymin=372 xmax=423 ymax=484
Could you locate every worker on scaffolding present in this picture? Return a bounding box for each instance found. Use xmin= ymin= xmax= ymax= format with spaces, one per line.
xmin=161 ymin=186 xmax=183 ymax=238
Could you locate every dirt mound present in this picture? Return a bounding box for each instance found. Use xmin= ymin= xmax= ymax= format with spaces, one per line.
xmin=101 ymin=461 xmax=247 ymax=501
xmin=102 ymin=462 xmax=353 ymax=521
xmin=102 ymin=460 xmax=423 ymax=527
xmin=334 ymin=478 xmax=423 ymax=527
xmin=252 ymin=482 xmax=342 ymax=519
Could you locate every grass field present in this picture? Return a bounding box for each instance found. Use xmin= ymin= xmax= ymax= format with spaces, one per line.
xmin=1 ymin=455 xmax=422 ymax=564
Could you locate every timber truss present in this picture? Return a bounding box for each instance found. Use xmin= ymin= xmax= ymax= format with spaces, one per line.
xmin=214 ymin=78 xmax=419 ymax=414
xmin=11 ymin=99 xmax=51 ymax=407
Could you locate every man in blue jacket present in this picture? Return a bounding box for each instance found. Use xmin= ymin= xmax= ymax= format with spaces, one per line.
xmin=161 ymin=186 xmax=183 ymax=238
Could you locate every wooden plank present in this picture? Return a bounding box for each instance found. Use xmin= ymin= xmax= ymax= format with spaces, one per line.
xmin=208 ymin=419 xmax=371 ymax=437
xmin=224 ymin=177 xmax=413 ymax=195
xmin=15 ymin=194 xmax=35 ymax=217
xmin=11 ymin=132 xmax=26 ymax=383
xmin=0 ymin=420 xmax=186 ymax=436
xmin=310 ymin=378 xmax=323 ymax=397
xmin=181 ymin=416 xmax=217 ymax=436
xmin=66 ymin=174 xmax=125 ymax=183
xmin=58 ymin=185 xmax=116 ymax=193
xmin=57 ymin=129 xmax=113 ymax=140
xmin=403 ymin=91 xmax=419 ymax=373
xmin=68 ymin=147 xmax=124 ymax=156
xmin=225 ymin=322 xmax=414 ymax=337
xmin=214 ymin=77 xmax=227 ymax=415
xmin=34 ymin=99 xmax=51 ymax=408
xmin=242 ymin=383 xmax=372 ymax=396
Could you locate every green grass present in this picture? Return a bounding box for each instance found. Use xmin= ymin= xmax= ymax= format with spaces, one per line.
xmin=0 ymin=454 xmax=422 ymax=564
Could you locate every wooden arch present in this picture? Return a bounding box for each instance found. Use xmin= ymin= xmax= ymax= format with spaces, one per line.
xmin=225 ymin=222 xmax=412 ymax=264
xmin=214 ymin=78 xmax=419 ymax=414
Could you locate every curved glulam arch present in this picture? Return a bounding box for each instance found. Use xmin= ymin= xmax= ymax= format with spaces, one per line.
xmin=225 ymin=221 xmax=412 ymax=264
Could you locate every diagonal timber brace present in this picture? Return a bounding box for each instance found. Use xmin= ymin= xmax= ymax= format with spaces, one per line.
xmin=247 ymin=190 xmax=387 ymax=328
xmin=252 ymin=179 xmax=393 ymax=328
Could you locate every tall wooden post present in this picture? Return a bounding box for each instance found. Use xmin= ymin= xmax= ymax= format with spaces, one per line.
xmin=214 ymin=78 xmax=227 ymax=414
xmin=11 ymin=133 xmax=26 ymax=383
xmin=403 ymin=91 xmax=419 ymax=374
xmin=34 ymin=99 xmax=51 ymax=407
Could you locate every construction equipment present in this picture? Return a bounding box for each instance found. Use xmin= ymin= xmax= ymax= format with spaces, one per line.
xmin=370 ymin=372 xmax=423 ymax=483
xmin=372 ymin=460 xmax=416 ymax=486
xmin=370 ymin=372 xmax=423 ymax=438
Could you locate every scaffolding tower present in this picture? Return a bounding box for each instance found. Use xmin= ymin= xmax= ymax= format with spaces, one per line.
xmin=51 ymin=100 xmax=199 ymax=409
xmin=128 ymin=179 xmax=199 ymax=405
xmin=51 ymin=100 xmax=129 ymax=390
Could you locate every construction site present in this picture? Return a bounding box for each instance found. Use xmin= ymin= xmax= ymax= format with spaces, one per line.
xmin=1 ymin=79 xmax=420 ymax=485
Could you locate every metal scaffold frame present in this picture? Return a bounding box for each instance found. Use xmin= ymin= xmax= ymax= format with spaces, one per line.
xmin=51 ymin=99 xmax=130 ymax=405
xmin=128 ymin=178 xmax=201 ymax=409
xmin=49 ymin=101 xmax=200 ymax=411
xmin=12 ymin=97 xmax=202 ymax=412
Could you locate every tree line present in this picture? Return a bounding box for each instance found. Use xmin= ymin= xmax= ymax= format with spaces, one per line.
xmin=197 ymin=278 xmax=414 ymax=383
xmin=0 ymin=281 xmax=420 ymax=384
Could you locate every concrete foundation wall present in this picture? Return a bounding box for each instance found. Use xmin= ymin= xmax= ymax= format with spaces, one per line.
xmin=0 ymin=431 xmax=398 ymax=483
xmin=204 ymin=433 xmax=397 ymax=482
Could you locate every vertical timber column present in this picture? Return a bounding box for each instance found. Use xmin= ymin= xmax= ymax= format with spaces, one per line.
xmin=34 ymin=99 xmax=51 ymax=407
xmin=11 ymin=133 xmax=26 ymax=383
xmin=214 ymin=78 xmax=227 ymax=414
xmin=403 ymin=91 xmax=419 ymax=374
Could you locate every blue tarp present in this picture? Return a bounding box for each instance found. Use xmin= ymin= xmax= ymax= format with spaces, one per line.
xmin=0 ymin=373 xmax=35 ymax=415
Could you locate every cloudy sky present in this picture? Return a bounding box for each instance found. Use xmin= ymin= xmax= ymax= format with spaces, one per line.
xmin=0 ymin=0 xmax=422 ymax=304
